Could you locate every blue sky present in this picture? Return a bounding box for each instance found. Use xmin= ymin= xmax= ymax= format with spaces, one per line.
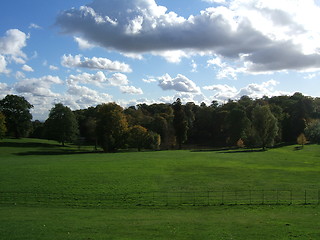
xmin=1 ymin=0 xmax=320 ymax=120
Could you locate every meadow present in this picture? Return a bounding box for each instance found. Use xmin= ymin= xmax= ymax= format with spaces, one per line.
xmin=1 ymin=138 xmax=320 ymax=239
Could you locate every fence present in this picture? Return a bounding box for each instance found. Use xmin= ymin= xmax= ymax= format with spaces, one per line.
xmin=0 ymin=190 xmax=319 ymax=208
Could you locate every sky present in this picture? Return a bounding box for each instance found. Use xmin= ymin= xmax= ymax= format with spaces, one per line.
xmin=1 ymin=0 xmax=320 ymax=120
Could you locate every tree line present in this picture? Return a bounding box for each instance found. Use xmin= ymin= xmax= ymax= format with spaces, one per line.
xmin=1 ymin=93 xmax=320 ymax=152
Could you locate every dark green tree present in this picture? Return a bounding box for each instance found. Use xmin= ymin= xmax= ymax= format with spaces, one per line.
xmin=0 ymin=112 xmax=7 ymax=139
xmin=0 ymin=95 xmax=33 ymax=138
xmin=96 ymin=103 xmax=128 ymax=152
xmin=172 ymin=98 xmax=188 ymax=149
xmin=226 ymin=106 xmax=251 ymax=146
xmin=305 ymin=120 xmax=320 ymax=144
xmin=44 ymin=103 xmax=79 ymax=146
xmin=252 ymin=105 xmax=279 ymax=150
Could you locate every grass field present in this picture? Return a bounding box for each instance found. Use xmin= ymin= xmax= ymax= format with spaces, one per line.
xmin=1 ymin=138 xmax=320 ymax=239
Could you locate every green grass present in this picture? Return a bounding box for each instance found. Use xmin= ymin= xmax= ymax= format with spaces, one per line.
xmin=1 ymin=138 xmax=320 ymax=239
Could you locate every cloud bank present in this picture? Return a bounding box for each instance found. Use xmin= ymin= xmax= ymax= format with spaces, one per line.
xmin=56 ymin=0 xmax=320 ymax=72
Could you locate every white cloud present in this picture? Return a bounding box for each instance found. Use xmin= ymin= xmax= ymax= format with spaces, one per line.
xmin=29 ymin=23 xmax=42 ymax=29
xmin=204 ymin=80 xmax=291 ymax=102
xmin=120 ymin=85 xmax=143 ymax=95
xmin=74 ymin=37 xmax=96 ymax=50
xmin=202 ymin=0 xmax=227 ymax=4
xmin=0 ymin=29 xmax=28 ymax=58
xmin=158 ymin=73 xmax=201 ymax=93
xmin=0 ymin=55 xmax=10 ymax=74
xmin=68 ymin=71 xmax=129 ymax=87
xmin=49 ymin=65 xmax=59 ymax=71
xmin=22 ymin=64 xmax=34 ymax=72
xmin=108 ymin=73 xmax=129 ymax=86
xmin=0 ymin=29 xmax=28 ymax=73
xmin=68 ymin=71 xmax=108 ymax=86
xmin=56 ymin=0 xmax=320 ymax=72
xmin=14 ymin=75 xmax=63 ymax=97
xmin=66 ymin=83 xmax=113 ymax=108
xmin=142 ymin=77 xmax=157 ymax=83
xmin=61 ymin=54 xmax=132 ymax=72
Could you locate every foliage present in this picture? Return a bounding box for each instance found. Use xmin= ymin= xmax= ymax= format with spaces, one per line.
xmin=252 ymin=105 xmax=279 ymax=150
xmin=0 ymin=112 xmax=7 ymax=138
xmin=305 ymin=120 xmax=320 ymax=144
xmin=128 ymin=125 xmax=148 ymax=151
xmin=44 ymin=103 xmax=79 ymax=146
xmin=297 ymin=133 xmax=307 ymax=147
xmin=236 ymin=138 xmax=245 ymax=148
xmin=96 ymin=103 xmax=128 ymax=152
xmin=0 ymin=94 xmax=33 ymax=138
xmin=172 ymin=98 xmax=188 ymax=149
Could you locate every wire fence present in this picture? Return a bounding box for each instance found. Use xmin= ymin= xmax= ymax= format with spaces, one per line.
xmin=1 ymin=190 xmax=320 ymax=208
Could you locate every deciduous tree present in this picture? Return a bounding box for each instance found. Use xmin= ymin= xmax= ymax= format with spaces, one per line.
xmin=96 ymin=103 xmax=128 ymax=152
xmin=0 ymin=95 xmax=33 ymax=138
xmin=252 ymin=105 xmax=279 ymax=150
xmin=44 ymin=103 xmax=79 ymax=146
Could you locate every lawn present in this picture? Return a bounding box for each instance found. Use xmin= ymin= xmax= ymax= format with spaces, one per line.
xmin=1 ymin=138 xmax=320 ymax=239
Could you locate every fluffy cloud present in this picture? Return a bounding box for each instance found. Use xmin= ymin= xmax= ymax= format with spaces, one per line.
xmin=158 ymin=73 xmax=201 ymax=93
xmin=56 ymin=0 xmax=320 ymax=72
xmin=66 ymin=84 xmax=113 ymax=108
xmin=61 ymin=54 xmax=132 ymax=72
xmin=204 ymin=80 xmax=290 ymax=102
xmin=0 ymin=55 xmax=10 ymax=74
xmin=15 ymin=75 xmax=63 ymax=97
xmin=0 ymin=29 xmax=28 ymax=59
xmin=68 ymin=71 xmax=130 ymax=87
xmin=0 ymin=29 xmax=28 ymax=73
xmin=22 ymin=64 xmax=34 ymax=72
xmin=120 ymin=85 xmax=143 ymax=95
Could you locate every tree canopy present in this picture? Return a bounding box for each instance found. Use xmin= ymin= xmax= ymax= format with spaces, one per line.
xmin=44 ymin=103 xmax=79 ymax=146
xmin=0 ymin=95 xmax=33 ymax=138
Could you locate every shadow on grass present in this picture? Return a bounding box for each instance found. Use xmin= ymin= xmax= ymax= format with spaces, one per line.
xmin=0 ymin=141 xmax=61 ymax=148
xmin=15 ymin=150 xmax=102 ymax=156
xmin=191 ymin=148 xmax=265 ymax=153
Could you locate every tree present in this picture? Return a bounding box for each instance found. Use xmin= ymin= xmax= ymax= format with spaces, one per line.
xmin=96 ymin=103 xmax=128 ymax=152
xmin=297 ymin=133 xmax=307 ymax=148
xmin=172 ymin=98 xmax=188 ymax=149
xmin=252 ymin=105 xmax=279 ymax=150
xmin=128 ymin=125 xmax=148 ymax=151
xmin=44 ymin=103 xmax=79 ymax=146
xmin=0 ymin=112 xmax=7 ymax=139
xmin=0 ymin=95 xmax=33 ymax=138
xmin=305 ymin=120 xmax=320 ymax=144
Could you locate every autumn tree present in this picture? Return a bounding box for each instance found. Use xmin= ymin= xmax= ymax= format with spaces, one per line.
xmin=0 ymin=95 xmax=33 ymax=138
xmin=128 ymin=125 xmax=148 ymax=151
xmin=252 ymin=105 xmax=279 ymax=150
xmin=96 ymin=103 xmax=128 ymax=152
xmin=297 ymin=133 xmax=307 ymax=148
xmin=44 ymin=103 xmax=79 ymax=146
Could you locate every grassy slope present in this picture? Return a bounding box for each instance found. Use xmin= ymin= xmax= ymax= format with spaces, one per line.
xmin=1 ymin=138 xmax=320 ymax=239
